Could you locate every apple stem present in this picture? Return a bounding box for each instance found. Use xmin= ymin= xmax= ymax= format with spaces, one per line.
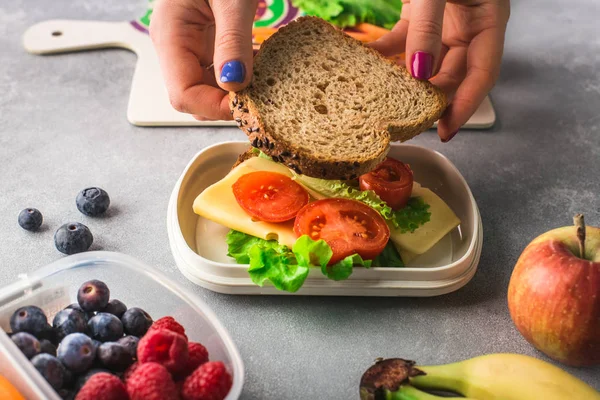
xmin=573 ymin=214 xmax=586 ymax=259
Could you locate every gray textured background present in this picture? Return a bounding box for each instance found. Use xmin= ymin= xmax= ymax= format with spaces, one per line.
xmin=1 ymin=0 xmax=599 ymax=398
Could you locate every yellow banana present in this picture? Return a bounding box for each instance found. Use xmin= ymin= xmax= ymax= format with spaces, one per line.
xmin=411 ymin=353 xmax=600 ymax=400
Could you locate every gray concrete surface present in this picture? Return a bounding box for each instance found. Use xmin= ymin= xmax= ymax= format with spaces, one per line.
xmin=1 ymin=0 xmax=599 ymax=398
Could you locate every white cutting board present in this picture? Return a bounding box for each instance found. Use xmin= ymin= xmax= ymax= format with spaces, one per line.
xmin=22 ymin=16 xmax=495 ymax=128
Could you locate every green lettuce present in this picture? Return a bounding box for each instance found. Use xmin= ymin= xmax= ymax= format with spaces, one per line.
xmin=226 ymin=230 xmax=393 ymax=292
xmin=394 ymin=197 xmax=431 ymax=233
xmin=291 ymin=0 xmax=403 ymax=29
xmin=372 ymin=241 xmax=404 ymax=267
xmin=293 ymin=174 xmax=394 ymax=221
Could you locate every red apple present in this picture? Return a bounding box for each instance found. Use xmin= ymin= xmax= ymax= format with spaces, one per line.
xmin=507 ymin=216 xmax=600 ymax=367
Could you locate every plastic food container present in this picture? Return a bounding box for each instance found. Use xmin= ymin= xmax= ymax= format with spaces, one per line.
xmin=0 ymin=251 xmax=244 ymax=399
xmin=168 ymin=141 xmax=483 ymax=296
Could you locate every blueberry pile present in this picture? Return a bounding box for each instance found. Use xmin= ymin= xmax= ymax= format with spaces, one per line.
xmin=17 ymin=187 xmax=111 ymax=255
xmin=7 ymin=279 xmax=153 ymax=399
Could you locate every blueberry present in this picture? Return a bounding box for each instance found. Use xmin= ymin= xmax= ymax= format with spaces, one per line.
xmin=117 ymin=336 xmax=139 ymax=359
xmin=40 ymin=339 xmax=57 ymax=357
xmin=65 ymin=303 xmax=94 ymax=322
xmin=57 ymin=333 xmax=95 ymax=373
xmin=74 ymin=368 xmax=112 ymax=391
xmin=10 ymin=305 xmax=48 ymax=337
xmin=62 ymin=367 xmax=73 ymax=388
xmin=121 ymin=307 xmax=152 ymax=337
xmin=76 ymin=187 xmax=110 ymax=216
xmin=18 ymin=208 xmax=43 ymax=231
xmin=31 ymin=353 xmax=66 ymax=390
xmin=77 ymin=280 xmax=110 ymax=312
xmin=102 ymin=299 xmax=127 ymax=319
xmin=88 ymin=313 xmax=123 ymax=342
xmin=91 ymin=339 xmax=102 ymax=354
xmin=11 ymin=332 xmax=41 ymax=359
xmin=54 ymin=223 xmax=93 ymax=255
xmin=97 ymin=342 xmax=133 ymax=371
xmin=53 ymin=309 xmax=87 ymax=341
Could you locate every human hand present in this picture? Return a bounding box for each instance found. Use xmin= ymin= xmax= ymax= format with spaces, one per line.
xmin=370 ymin=0 xmax=510 ymax=142
xmin=150 ymin=0 xmax=258 ymax=121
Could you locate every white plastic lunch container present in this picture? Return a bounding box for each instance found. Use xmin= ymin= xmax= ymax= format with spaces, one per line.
xmin=0 ymin=251 xmax=244 ymax=400
xmin=168 ymin=141 xmax=483 ymax=297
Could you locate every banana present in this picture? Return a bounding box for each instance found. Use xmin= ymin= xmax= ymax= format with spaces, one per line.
xmin=360 ymin=354 xmax=600 ymax=400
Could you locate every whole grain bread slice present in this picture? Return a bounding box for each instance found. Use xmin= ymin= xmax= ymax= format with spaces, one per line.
xmin=230 ymin=16 xmax=446 ymax=180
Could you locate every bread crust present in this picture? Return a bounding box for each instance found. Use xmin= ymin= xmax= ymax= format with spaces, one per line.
xmin=229 ymin=16 xmax=446 ymax=179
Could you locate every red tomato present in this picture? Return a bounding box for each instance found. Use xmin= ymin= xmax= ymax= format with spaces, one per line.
xmin=359 ymin=157 xmax=414 ymax=210
xmin=232 ymin=171 xmax=310 ymax=223
xmin=294 ymin=198 xmax=390 ymax=264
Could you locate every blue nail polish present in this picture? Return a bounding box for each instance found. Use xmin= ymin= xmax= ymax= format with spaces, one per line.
xmin=220 ymin=61 xmax=245 ymax=84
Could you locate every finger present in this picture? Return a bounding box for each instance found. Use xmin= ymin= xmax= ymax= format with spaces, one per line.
xmin=212 ymin=0 xmax=259 ymax=92
xmin=368 ymin=19 xmax=409 ymax=57
xmin=405 ymin=0 xmax=446 ymax=80
xmin=429 ymin=45 xmax=467 ymax=101
xmin=150 ymin=1 xmax=230 ymax=120
xmin=438 ymin=28 xmax=505 ymax=141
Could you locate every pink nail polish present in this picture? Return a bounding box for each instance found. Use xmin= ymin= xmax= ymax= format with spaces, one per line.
xmin=411 ymin=51 xmax=433 ymax=80
xmin=441 ymin=130 xmax=459 ymax=143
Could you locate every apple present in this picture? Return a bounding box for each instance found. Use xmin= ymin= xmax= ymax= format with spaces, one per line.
xmin=507 ymin=214 xmax=600 ymax=367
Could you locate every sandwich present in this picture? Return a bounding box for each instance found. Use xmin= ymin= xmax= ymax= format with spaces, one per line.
xmin=192 ymin=17 xmax=458 ymax=293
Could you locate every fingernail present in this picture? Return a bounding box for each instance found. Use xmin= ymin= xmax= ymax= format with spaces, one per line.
xmin=441 ymin=130 xmax=459 ymax=143
xmin=220 ymin=61 xmax=245 ymax=84
xmin=411 ymin=51 xmax=433 ymax=80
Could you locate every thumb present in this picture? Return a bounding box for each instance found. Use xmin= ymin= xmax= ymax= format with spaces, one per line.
xmin=212 ymin=0 xmax=259 ymax=92
xmin=406 ymin=0 xmax=446 ymax=80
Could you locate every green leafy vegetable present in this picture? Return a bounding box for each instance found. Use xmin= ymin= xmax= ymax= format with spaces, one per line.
xmin=291 ymin=0 xmax=403 ymax=29
xmin=324 ymin=253 xmax=372 ymax=280
xmin=372 ymin=241 xmax=404 ymax=267
xmin=293 ymin=174 xmax=394 ymax=221
xmin=393 ymin=197 xmax=431 ymax=233
xmin=226 ymin=230 xmax=379 ymax=291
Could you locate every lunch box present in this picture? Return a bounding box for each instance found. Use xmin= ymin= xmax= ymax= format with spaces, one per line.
xmin=0 ymin=251 xmax=244 ymax=399
xmin=168 ymin=141 xmax=483 ymax=296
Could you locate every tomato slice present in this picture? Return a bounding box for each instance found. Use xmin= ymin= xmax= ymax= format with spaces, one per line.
xmin=359 ymin=157 xmax=414 ymax=210
xmin=294 ymin=198 xmax=390 ymax=265
xmin=233 ymin=171 xmax=310 ymax=223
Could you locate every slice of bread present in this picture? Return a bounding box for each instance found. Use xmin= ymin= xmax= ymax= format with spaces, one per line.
xmin=230 ymin=16 xmax=446 ymax=180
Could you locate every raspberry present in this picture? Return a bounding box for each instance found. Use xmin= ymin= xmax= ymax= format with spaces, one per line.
xmin=137 ymin=329 xmax=188 ymax=375
xmin=187 ymin=342 xmax=209 ymax=372
xmin=75 ymin=372 xmax=128 ymax=400
xmin=123 ymin=361 xmax=140 ymax=382
xmin=182 ymin=361 xmax=232 ymax=400
xmin=126 ymin=362 xmax=179 ymax=400
xmin=148 ymin=316 xmax=188 ymax=340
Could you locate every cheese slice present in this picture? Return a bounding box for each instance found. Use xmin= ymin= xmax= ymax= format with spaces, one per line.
xmin=388 ymin=185 xmax=461 ymax=255
xmin=193 ymin=157 xmax=298 ymax=248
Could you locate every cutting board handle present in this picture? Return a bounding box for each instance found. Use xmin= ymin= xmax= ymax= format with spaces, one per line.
xmin=23 ymin=20 xmax=141 ymax=54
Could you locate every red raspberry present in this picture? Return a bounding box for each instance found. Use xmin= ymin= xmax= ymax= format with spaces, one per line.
xmin=148 ymin=316 xmax=188 ymax=340
xmin=123 ymin=361 xmax=140 ymax=382
xmin=126 ymin=362 xmax=179 ymax=400
xmin=75 ymin=373 xmax=128 ymax=400
xmin=188 ymin=342 xmax=209 ymax=371
xmin=138 ymin=329 xmax=189 ymax=375
xmin=182 ymin=361 xmax=232 ymax=400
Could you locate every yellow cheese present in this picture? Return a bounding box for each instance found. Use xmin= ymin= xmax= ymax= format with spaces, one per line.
xmin=389 ymin=185 xmax=460 ymax=255
xmin=192 ymin=157 xmax=298 ymax=248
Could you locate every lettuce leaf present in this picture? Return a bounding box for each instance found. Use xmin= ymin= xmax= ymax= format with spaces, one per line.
xmin=226 ymin=230 xmax=381 ymax=291
xmin=372 ymin=241 xmax=404 ymax=267
xmin=393 ymin=197 xmax=431 ymax=234
xmin=293 ymin=174 xmax=394 ymax=221
xmin=291 ymin=0 xmax=403 ymax=29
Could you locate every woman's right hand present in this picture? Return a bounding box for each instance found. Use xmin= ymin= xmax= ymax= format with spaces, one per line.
xmin=150 ymin=0 xmax=258 ymax=121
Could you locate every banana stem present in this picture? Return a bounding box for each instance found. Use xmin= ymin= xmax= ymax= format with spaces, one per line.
xmin=409 ymin=365 xmax=466 ymax=396
xmin=386 ymin=385 xmax=472 ymax=400
xmin=574 ymin=214 xmax=586 ymax=259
